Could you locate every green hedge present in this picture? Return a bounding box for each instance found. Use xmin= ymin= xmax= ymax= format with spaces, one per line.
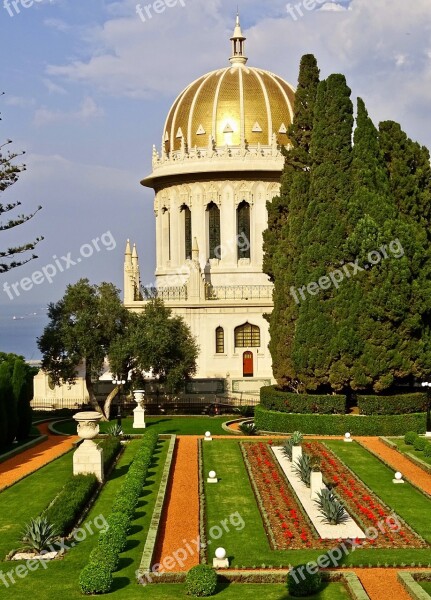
xmin=357 ymin=392 xmax=428 ymax=415
xmin=101 ymin=435 xmax=122 ymax=470
xmin=260 ymin=386 xmax=346 ymax=414
xmin=79 ymin=430 xmax=158 ymax=595
xmin=255 ymin=405 xmax=426 ymax=436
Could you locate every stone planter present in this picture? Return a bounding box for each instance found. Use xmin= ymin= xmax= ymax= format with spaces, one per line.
xmin=133 ymin=390 xmax=146 ymax=429
xmin=310 ymin=470 xmax=324 ymax=500
xmin=73 ymin=411 xmax=104 ymax=482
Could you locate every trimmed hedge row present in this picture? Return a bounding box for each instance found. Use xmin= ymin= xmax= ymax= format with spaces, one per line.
xmin=255 ymin=405 xmax=426 ymax=436
xmin=260 ymin=386 xmax=346 ymax=414
xmin=404 ymin=431 xmax=431 ymax=458
xmin=79 ymin=430 xmax=159 ymax=595
xmin=358 ymin=393 xmax=428 ymax=415
xmin=100 ymin=435 xmax=122 ymax=470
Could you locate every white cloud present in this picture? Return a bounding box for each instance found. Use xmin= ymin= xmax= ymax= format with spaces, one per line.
xmin=318 ymin=2 xmax=351 ymax=11
xmin=43 ymin=79 xmax=68 ymax=95
xmin=44 ymin=18 xmax=70 ymax=32
xmin=34 ymin=97 xmax=104 ymax=126
xmin=4 ymin=95 xmax=36 ymax=108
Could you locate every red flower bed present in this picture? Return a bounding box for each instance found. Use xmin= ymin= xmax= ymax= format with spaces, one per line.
xmin=242 ymin=442 xmax=331 ymax=550
xmin=303 ymin=441 xmax=427 ymax=549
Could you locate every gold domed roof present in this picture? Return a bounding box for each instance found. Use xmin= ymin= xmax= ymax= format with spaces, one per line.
xmin=163 ymin=15 xmax=295 ymax=154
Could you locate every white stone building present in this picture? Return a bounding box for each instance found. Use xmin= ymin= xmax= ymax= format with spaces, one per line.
xmin=124 ymin=15 xmax=295 ymax=397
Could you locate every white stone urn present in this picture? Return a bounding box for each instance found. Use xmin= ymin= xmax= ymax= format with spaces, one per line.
xmin=133 ymin=389 xmax=146 ymax=429
xmin=73 ymin=412 xmax=104 ymax=482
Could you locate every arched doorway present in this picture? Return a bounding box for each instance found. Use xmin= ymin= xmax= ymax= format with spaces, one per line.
xmin=243 ymin=351 xmax=253 ymax=377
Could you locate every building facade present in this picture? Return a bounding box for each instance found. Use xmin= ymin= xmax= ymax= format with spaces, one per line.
xmin=124 ymin=15 xmax=295 ymax=397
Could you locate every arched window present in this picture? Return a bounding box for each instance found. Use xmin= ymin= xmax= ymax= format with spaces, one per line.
xmin=181 ymin=205 xmax=192 ymax=260
xmin=234 ymin=322 xmax=260 ymax=347
xmin=215 ymin=327 xmax=224 ymax=354
xmin=237 ymin=201 xmax=250 ymax=259
xmin=207 ymin=202 xmax=221 ymax=259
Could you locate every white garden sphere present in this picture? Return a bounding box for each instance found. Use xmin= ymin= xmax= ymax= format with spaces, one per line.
xmin=345 ymin=432 xmax=351 ymax=440
xmin=395 ymin=471 xmax=403 ymax=481
xmin=215 ymin=547 xmax=226 ymax=560
xmin=209 ymin=471 xmax=217 ymax=479
xmin=205 ymin=431 xmax=211 ymax=438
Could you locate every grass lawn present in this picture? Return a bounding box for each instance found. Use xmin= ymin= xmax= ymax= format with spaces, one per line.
xmin=325 ymin=441 xmax=431 ymax=543
xmin=202 ymin=440 xmax=431 ymax=567
xmin=53 ymin=416 xmax=235 ymax=436
xmin=388 ymin=437 xmax=431 ymax=467
xmin=420 ymin=581 xmax=431 ymax=596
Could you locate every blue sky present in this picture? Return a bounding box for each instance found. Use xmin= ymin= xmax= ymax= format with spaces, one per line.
xmin=1 ymin=0 xmax=431 ymax=315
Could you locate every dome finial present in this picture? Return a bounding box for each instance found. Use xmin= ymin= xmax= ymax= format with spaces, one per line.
xmin=230 ymin=11 xmax=248 ymax=66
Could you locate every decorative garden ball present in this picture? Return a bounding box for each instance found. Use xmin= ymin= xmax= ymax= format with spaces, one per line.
xmin=209 ymin=471 xmax=217 ymax=479
xmin=205 ymin=431 xmax=211 ymax=438
xmin=345 ymin=432 xmax=351 ymax=440
xmin=215 ymin=548 xmax=226 ymax=560
xmin=395 ymin=472 xmax=403 ymax=481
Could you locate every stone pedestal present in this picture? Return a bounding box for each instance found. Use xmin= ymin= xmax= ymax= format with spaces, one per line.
xmin=213 ymin=558 xmax=229 ymax=568
xmin=426 ymin=432 xmax=431 ymax=438
xmin=73 ymin=412 xmax=104 ymax=482
xmin=310 ymin=471 xmax=324 ymax=500
xmin=207 ymin=477 xmax=218 ymax=483
xmin=133 ymin=390 xmax=146 ymax=429
xmin=292 ymin=445 xmax=302 ymax=466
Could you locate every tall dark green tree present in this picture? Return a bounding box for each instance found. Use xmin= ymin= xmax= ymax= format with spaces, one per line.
xmin=264 ymin=55 xmax=320 ymax=386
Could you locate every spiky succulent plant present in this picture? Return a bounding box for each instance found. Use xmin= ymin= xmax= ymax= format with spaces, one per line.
xmin=291 ymin=431 xmax=303 ymax=445
xmin=106 ymin=424 xmax=123 ymax=437
xmin=314 ymin=489 xmax=349 ymax=525
xmin=282 ymin=438 xmax=294 ymax=461
xmin=239 ymin=422 xmax=258 ymax=436
xmin=293 ymin=453 xmax=312 ymax=487
xmin=21 ymin=517 xmax=59 ymax=554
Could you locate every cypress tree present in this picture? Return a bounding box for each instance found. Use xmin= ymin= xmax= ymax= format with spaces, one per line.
xmin=13 ymin=358 xmax=33 ymax=440
xmin=0 ymin=362 xmax=13 ymax=446
xmin=264 ymin=54 xmax=320 ymax=385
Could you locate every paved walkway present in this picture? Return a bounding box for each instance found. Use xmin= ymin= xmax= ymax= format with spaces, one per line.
xmin=359 ymin=437 xmax=431 ymax=495
xmin=352 ymin=568 xmax=412 ymax=600
xmin=0 ymin=422 xmax=78 ymax=492
xmin=152 ymin=437 xmax=199 ymax=572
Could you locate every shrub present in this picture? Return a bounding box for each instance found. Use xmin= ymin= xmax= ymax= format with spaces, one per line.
xmin=44 ymin=474 xmax=98 ymax=536
xmin=260 ymin=386 xmax=346 ymax=414
xmin=414 ymin=437 xmax=427 ymax=452
xmin=89 ymin=543 xmax=119 ymax=572
xmin=255 ymin=405 xmax=426 ymax=436
xmin=314 ymin=489 xmax=349 ymax=525
xmin=239 ymin=422 xmax=258 ymax=435
xmin=424 ymin=443 xmax=431 ymax=458
xmin=101 ymin=435 xmax=122 ymax=470
xmin=287 ymin=564 xmax=322 ymax=597
xmin=185 ymin=565 xmax=218 ymax=597
xmin=405 ymin=431 xmax=419 ymax=445
xmin=235 ymin=405 xmax=255 ymax=417
xmin=20 ymin=516 xmax=58 ymax=554
xmin=79 ymin=561 xmax=113 ymax=595
xmin=357 ymin=393 xmax=428 ymax=416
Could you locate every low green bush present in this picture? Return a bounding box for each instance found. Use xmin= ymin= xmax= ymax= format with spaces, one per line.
xmin=287 ymin=564 xmax=322 ymax=597
xmin=424 ymin=443 xmax=431 ymax=458
xmin=405 ymin=431 xmax=419 ymax=445
xmin=100 ymin=435 xmax=122 ymax=470
xmin=89 ymin=543 xmax=119 ymax=572
xmin=260 ymin=386 xmax=346 ymax=415
xmin=255 ymin=405 xmax=426 ymax=436
xmin=414 ymin=437 xmax=428 ymax=452
xmin=44 ymin=474 xmax=97 ymax=536
xmin=79 ymin=561 xmax=113 ymax=595
xmin=358 ymin=393 xmax=427 ymax=415
xmin=185 ymin=565 xmax=218 ymax=597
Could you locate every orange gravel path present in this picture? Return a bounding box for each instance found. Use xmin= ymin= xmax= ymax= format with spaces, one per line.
xmin=359 ymin=437 xmax=431 ymax=495
xmin=0 ymin=422 xmax=77 ymax=492
xmin=153 ymin=437 xmax=199 ymax=572
xmin=351 ymin=569 xmax=412 ymax=600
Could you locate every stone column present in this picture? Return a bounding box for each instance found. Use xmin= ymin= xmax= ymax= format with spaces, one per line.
xmin=133 ymin=390 xmax=146 ymax=429
xmin=73 ymin=412 xmax=104 ymax=482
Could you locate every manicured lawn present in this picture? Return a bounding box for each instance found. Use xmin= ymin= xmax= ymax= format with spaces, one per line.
xmin=325 ymin=441 xmax=431 ymax=543
xmin=54 ymin=416 xmax=235 ymax=436
xmin=388 ymin=437 xmax=431 ymax=467
xmin=420 ymin=581 xmax=431 ymax=595
xmin=202 ymin=440 xmax=431 ymax=567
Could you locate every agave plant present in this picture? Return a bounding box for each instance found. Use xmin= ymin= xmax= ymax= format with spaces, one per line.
xmin=239 ymin=422 xmax=258 ymax=436
xmin=291 ymin=431 xmax=303 ymax=446
xmin=282 ymin=438 xmax=294 ymax=461
xmin=293 ymin=453 xmax=312 ymax=487
xmin=310 ymin=456 xmax=321 ymax=472
xmin=107 ymin=424 xmax=123 ymax=437
xmin=21 ymin=517 xmax=59 ymax=554
xmin=314 ymin=489 xmax=349 ymax=525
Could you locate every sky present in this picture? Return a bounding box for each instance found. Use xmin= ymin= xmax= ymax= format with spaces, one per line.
xmin=1 ymin=0 xmax=431 ymax=320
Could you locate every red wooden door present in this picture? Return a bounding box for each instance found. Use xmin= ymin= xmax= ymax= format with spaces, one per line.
xmin=243 ymin=351 xmax=253 ymax=377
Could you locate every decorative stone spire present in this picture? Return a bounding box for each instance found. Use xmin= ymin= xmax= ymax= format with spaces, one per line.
xmin=192 ymin=237 xmax=199 ymax=261
xmin=229 ymin=11 xmax=248 ymax=66
xmin=125 ymin=239 xmax=132 ymax=264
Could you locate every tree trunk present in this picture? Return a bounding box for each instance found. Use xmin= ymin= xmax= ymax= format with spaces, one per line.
xmin=104 ymin=386 xmax=119 ymax=421
xmin=84 ymin=371 xmax=108 ymax=420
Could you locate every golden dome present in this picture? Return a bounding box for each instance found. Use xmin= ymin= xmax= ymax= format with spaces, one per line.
xmin=163 ymin=15 xmax=295 ymax=154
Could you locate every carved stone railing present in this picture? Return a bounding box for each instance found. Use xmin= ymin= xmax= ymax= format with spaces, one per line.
xmin=205 ymin=284 xmax=273 ymax=301
xmin=141 ymin=285 xmax=188 ymax=301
